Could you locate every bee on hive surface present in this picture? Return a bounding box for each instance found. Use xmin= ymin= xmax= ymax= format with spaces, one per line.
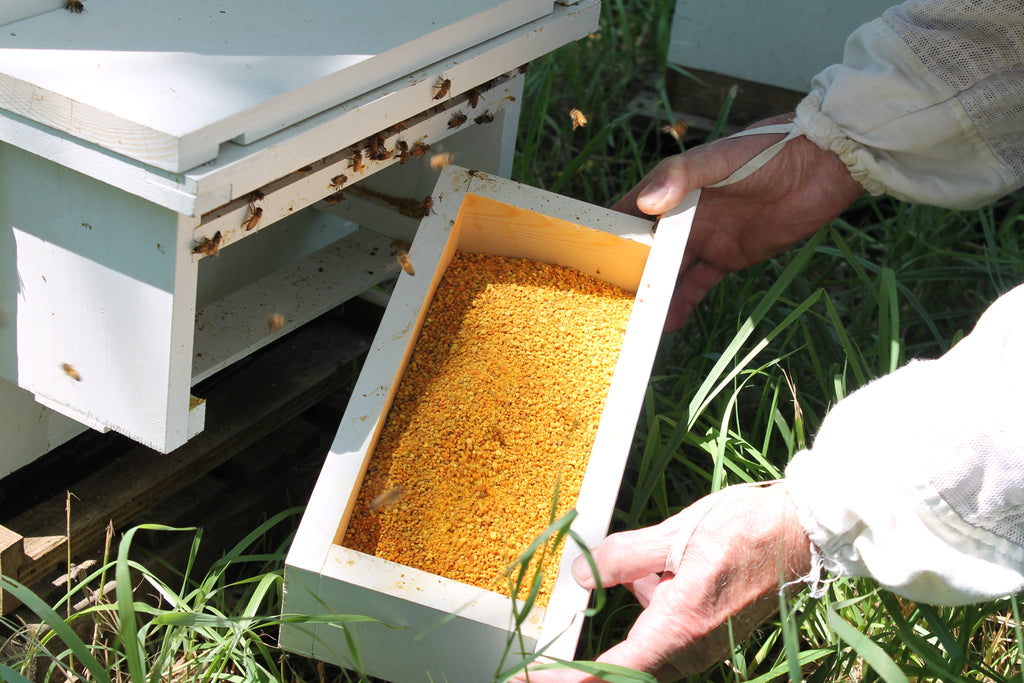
xmin=473 ymin=110 xmax=494 ymax=125
xmin=395 ymin=140 xmax=410 ymax=164
xmin=250 ymin=189 xmax=265 ymax=202
xmin=329 ymin=174 xmax=348 ymax=189
xmin=518 ymin=63 xmax=529 ymax=74
xmin=241 ymin=206 xmax=263 ymax=232
xmin=433 ymin=77 xmax=451 ymax=100
xmin=661 ymin=119 xmax=688 ymax=141
xmin=395 ymin=250 xmax=415 ymax=276
xmin=370 ymin=486 xmax=404 ymax=511
xmin=420 ymin=196 xmax=435 ymax=216
xmin=325 ymin=191 xmax=346 ymax=204
xmin=429 ymin=152 xmax=454 ymax=170
xmin=410 ymin=141 xmax=431 ymax=157
xmin=191 ymin=230 xmax=223 ymax=257
xmin=64 ymin=0 xmax=84 ymax=12
xmin=467 ymin=87 xmax=481 ymax=108
xmin=296 ymin=165 xmax=313 ymax=174
xmin=569 ymin=108 xmax=587 ymax=130
xmin=267 ymin=313 xmax=285 ymax=332
xmin=448 ymin=112 xmax=468 ymax=129
xmin=61 ymin=363 xmax=81 ymax=381
xmin=349 ymin=149 xmax=364 ymax=174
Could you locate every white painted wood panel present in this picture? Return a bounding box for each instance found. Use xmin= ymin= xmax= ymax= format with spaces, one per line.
xmin=668 ymin=0 xmax=893 ymax=91
xmin=0 ymin=0 xmax=551 ymax=172
xmin=191 ymin=222 xmax=400 ymax=385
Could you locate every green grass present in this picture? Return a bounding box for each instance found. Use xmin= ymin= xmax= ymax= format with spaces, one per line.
xmin=4 ymin=0 xmax=1024 ymax=681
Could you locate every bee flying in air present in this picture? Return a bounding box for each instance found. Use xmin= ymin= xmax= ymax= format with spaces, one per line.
xmin=395 ymin=250 xmax=415 ymax=276
xmin=429 ymin=152 xmax=454 ymax=170
xmin=661 ymin=119 xmax=688 ymax=141
xmin=62 ymin=363 xmax=81 ymax=381
xmin=569 ymin=108 xmax=587 ymax=130
xmin=369 ymin=486 xmax=404 ymax=511
xmin=267 ymin=313 xmax=285 ymax=332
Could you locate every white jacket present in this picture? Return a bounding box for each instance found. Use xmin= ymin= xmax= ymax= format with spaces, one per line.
xmin=783 ymin=0 xmax=1024 ymax=604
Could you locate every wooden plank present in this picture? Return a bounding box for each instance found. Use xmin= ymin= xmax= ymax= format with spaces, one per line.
xmin=0 ymin=0 xmax=550 ymax=171
xmin=3 ymin=301 xmax=381 ymax=596
xmin=191 ymin=224 xmax=400 ymax=384
xmin=0 ymin=525 xmax=25 ymax=614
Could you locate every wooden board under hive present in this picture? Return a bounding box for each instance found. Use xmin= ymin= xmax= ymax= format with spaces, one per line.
xmin=281 ymin=166 xmax=699 ymax=682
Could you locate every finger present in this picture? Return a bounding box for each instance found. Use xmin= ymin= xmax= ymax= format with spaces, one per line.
xmin=570 ymin=524 xmax=677 ymax=590
xmin=625 ymin=573 xmax=663 ymax=609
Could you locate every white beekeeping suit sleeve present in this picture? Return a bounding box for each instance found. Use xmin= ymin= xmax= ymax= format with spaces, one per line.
xmin=793 ymin=0 xmax=1024 ymax=210
xmin=785 ymin=284 xmax=1024 ymax=605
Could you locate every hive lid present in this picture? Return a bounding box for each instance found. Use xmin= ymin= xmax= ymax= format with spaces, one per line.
xmin=0 ymin=0 xmax=551 ymax=172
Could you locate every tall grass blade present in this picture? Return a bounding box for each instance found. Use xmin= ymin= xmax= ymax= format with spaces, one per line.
xmin=826 ymin=601 xmax=909 ymax=683
xmin=0 ymin=575 xmax=113 ymax=683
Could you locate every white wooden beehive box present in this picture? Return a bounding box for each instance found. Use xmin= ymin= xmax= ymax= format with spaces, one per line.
xmin=281 ymin=166 xmax=698 ymax=682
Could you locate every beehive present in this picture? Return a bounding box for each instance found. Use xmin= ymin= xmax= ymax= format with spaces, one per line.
xmin=281 ymin=167 xmax=698 ymax=682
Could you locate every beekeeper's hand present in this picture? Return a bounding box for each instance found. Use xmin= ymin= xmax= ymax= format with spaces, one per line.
xmin=516 ymin=482 xmax=812 ymax=683
xmin=613 ymin=114 xmax=864 ymax=332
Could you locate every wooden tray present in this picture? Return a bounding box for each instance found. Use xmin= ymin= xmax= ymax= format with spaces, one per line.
xmin=281 ymin=166 xmax=698 ymax=681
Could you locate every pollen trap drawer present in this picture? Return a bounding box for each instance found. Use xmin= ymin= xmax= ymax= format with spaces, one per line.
xmin=281 ymin=166 xmax=699 ymax=682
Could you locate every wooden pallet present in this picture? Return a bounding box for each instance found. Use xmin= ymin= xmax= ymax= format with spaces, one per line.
xmin=0 ymin=299 xmax=383 ymax=615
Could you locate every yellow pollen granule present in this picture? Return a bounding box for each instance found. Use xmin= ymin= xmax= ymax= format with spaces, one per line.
xmin=342 ymin=251 xmax=633 ymax=605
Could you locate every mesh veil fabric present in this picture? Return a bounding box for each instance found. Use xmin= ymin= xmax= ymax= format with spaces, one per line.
xmin=793 ymin=0 xmax=1024 ymax=209
xmin=786 ymin=285 xmax=1024 ymax=605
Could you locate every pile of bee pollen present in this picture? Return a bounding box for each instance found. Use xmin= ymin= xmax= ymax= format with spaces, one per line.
xmin=342 ymin=251 xmax=634 ymax=605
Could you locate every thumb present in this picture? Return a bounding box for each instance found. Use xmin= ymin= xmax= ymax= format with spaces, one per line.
xmin=634 ymin=127 xmax=792 ymax=216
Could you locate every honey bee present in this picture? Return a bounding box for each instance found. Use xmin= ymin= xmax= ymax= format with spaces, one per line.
xmin=329 ymin=174 xmax=348 ymax=189
xmin=241 ymin=206 xmax=263 ymax=232
xmin=267 ymin=312 xmax=285 ymax=332
xmin=369 ymin=485 xmax=404 ymax=511
xmin=325 ymin=191 xmax=346 ymax=204
xmin=395 ymin=250 xmax=415 ymax=276
xmin=64 ymin=0 xmax=84 ymax=12
xmin=518 ymin=63 xmax=529 ymax=74
xmin=395 ymin=140 xmax=410 ymax=164
xmin=349 ymin=149 xmax=364 ymax=174
xmin=408 ymin=196 xmax=435 ymax=219
xmin=410 ymin=141 xmax=430 ymax=157
xmin=433 ymin=77 xmax=451 ymax=100
xmin=467 ymin=87 xmax=481 ymax=108
xmin=661 ymin=119 xmax=688 ymax=141
xmin=62 ymin=363 xmax=81 ymax=381
xmin=191 ymin=230 xmax=223 ymax=257
xmin=296 ymin=165 xmax=313 ymax=173
xmin=429 ymin=152 xmax=454 ymax=170
xmin=448 ymin=112 xmax=468 ymax=129
xmin=250 ymin=189 xmax=265 ymax=202
xmin=473 ymin=110 xmax=494 ymax=125
xmin=569 ymin=108 xmax=587 ymax=130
